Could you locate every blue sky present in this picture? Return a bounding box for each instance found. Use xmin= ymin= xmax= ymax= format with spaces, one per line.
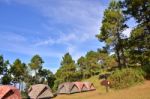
xmin=0 ymin=0 xmax=134 ymax=73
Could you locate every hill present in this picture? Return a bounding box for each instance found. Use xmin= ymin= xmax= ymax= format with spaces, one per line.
xmin=54 ymin=76 xmax=150 ymax=99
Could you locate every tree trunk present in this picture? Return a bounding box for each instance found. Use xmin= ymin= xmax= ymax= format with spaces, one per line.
xmin=121 ymin=48 xmax=127 ymax=68
xmin=116 ymin=29 xmax=123 ymax=69
xmin=19 ymin=82 xmax=21 ymax=91
xmin=116 ymin=48 xmax=121 ymax=69
xmin=34 ymin=70 xmax=37 ymax=84
xmin=18 ymin=78 xmax=21 ymax=91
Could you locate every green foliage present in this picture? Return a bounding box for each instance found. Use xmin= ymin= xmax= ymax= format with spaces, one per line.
xmin=29 ymin=54 xmax=44 ymax=73
xmin=10 ymin=59 xmax=26 ymax=89
xmin=86 ymin=51 xmax=101 ymax=76
xmin=109 ymin=68 xmax=145 ymax=89
xmin=123 ymin=0 xmax=150 ymax=67
xmin=77 ymin=48 xmax=117 ymax=80
xmin=77 ymin=56 xmax=87 ymax=78
xmin=77 ymin=52 xmax=94 ymax=78
xmin=38 ymin=68 xmax=55 ymax=88
xmin=55 ymin=53 xmax=77 ymax=89
xmin=10 ymin=59 xmax=25 ymax=79
xmin=53 ymin=79 xmax=63 ymax=91
xmin=97 ymin=50 xmax=117 ymax=69
xmin=142 ymin=64 xmax=150 ymax=79
xmin=127 ymin=24 xmax=150 ymax=66
xmin=0 ymin=55 xmax=9 ymax=75
xmin=28 ymin=54 xmax=44 ymax=84
xmin=0 ymin=55 xmax=4 ymax=74
xmin=21 ymin=91 xmax=30 ymax=99
xmin=96 ymin=1 xmax=127 ymax=68
xmin=123 ymin=0 xmax=150 ymax=23
xmin=0 ymin=55 xmax=11 ymax=84
xmin=1 ymin=74 xmax=11 ymax=85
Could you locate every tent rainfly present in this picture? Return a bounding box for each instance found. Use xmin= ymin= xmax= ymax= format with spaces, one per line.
xmin=0 ymin=85 xmax=21 ymax=99
xmin=57 ymin=82 xmax=96 ymax=94
xmin=83 ymin=82 xmax=96 ymax=91
xmin=57 ymin=82 xmax=79 ymax=94
xmin=28 ymin=84 xmax=53 ymax=99
xmin=73 ymin=82 xmax=88 ymax=92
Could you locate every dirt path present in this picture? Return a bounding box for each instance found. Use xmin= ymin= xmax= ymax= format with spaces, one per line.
xmin=54 ymin=81 xmax=150 ymax=99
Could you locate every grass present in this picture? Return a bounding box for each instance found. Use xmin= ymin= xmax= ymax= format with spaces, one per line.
xmin=54 ymin=75 xmax=150 ymax=99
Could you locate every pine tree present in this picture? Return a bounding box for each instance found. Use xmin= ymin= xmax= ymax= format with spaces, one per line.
xmin=123 ymin=0 xmax=150 ymax=66
xmin=10 ymin=59 xmax=25 ymax=89
xmin=96 ymin=1 xmax=127 ymax=69
xmin=55 ymin=53 xmax=76 ymax=82
xmin=28 ymin=54 xmax=44 ymax=84
xmin=54 ymin=53 xmax=77 ymax=90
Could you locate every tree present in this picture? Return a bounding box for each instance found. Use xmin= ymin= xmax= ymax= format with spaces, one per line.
xmin=0 ymin=55 xmax=4 ymax=75
xmin=85 ymin=51 xmax=101 ymax=76
xmin=97 ymin=48 xmax=117 ymax=70
xmin=38 ymin=68 xmax=55 ymax=88
xmin=122 ymin=0 xmax=150 ymax=66
xmin=55 ymin=53 xmax=76 ymax=82
xmin=2 ymin=75 xmax=11 ymax=85
xmin=96 ymin=1 xmax=127 ymax=69
xmin=10 ymin=59 xmax=25 ymax=89
xmin=0 ymin=55 xmax=9 ymax=75
xmin=54 ymin=53 xmax=77 ymax=89
xmin=0 ymin=55 xmax=11 ymax=84
xmin=28 ymin=54 xmax=44 ymax=84
xmin=77 ymin=56 xmax=87 ymax=79
xmin=123 ymin=0 xmax=150 ymax=25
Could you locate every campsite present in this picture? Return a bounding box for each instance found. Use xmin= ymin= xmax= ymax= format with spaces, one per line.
xmin=0 ymin=0 xmax=150 ymax=99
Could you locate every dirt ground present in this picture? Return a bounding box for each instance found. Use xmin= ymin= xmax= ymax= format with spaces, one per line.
xmin=54 ymin=81 xmax=150 ymax=99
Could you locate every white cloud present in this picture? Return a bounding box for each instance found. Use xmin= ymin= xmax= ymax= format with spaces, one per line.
xmin=3 ymin=0 xmax=105 ymax=41
xmin=0 ymin=32 xmax=27 ymax=42
xmin=0 ymin=0 xmax=107 ymax=72
xmin=0 ymin=31 xmax=64 ymax=58
xmin=122 ymin=28 xmax=132 ymax=38
xmin=34 ymin=33 xmax=77 ymax=46
xmin=4 ymin=0 xmax=105 ymax=40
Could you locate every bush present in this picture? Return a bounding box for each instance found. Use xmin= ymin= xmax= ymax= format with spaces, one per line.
xmin=142 ymin=64 xmax=150 ymax=79
xmin=108 ymin=68 xmax=145 ymax=89
xmin=21 ymin=91 xmax=30 ymax=99
xmin=1 ymin=75 xmax=11 ymax=84
xmin=53 ymin=79 xmax=64 ymax=91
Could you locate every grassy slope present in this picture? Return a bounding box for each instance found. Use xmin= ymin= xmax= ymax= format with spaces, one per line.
xmin=54 ymin=76 xmax=150 ymax=99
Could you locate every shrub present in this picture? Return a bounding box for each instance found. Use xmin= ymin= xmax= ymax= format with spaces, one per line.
xmin=21 ymin=91 xmax=30 ymax=99
xmin=108 ymin=68 xmax=145 ymax=89
xmin=142 ymin=64 xmax=150 ymax=79
xmin=53 ymin=79 xmax=64 ymax=91
xmin=1 ymin=75 xmax=11 ymax=84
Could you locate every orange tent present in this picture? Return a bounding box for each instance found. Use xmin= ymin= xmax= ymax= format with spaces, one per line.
xmin=0 ymin=85 xmax=21 ymax=99
xmin=73 ymin=82 xmax=88 ymax=92
xmin=57 ymin=82 xmax=96 ymax=94
xmin=57 ymin=82 xmax=79 ymax=94
xmin=83 ymin=82 xmax=96 ymax=91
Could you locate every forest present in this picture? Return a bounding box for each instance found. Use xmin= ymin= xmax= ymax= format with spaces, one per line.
xmin=0 ymin=0 xmax=150 ymax=97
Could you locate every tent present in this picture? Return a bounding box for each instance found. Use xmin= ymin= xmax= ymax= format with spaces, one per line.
xmin=57 ymin=82 xmax=80 ymax=94
xmin=83 ymin=82 xmax=96 ymax=91
xmin=73 ymin=82 xmax=88 ymax=92
xmin=57 ymin=82 xmax=95 ymax=94
xmin=0 ymin=85 xmax=21 ymax=99
xmin=28 ymin=84 xmax=53 ymax=99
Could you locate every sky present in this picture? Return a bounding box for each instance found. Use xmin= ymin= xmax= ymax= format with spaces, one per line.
xmin=0 ymin=0 xmax=135 ymax=73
